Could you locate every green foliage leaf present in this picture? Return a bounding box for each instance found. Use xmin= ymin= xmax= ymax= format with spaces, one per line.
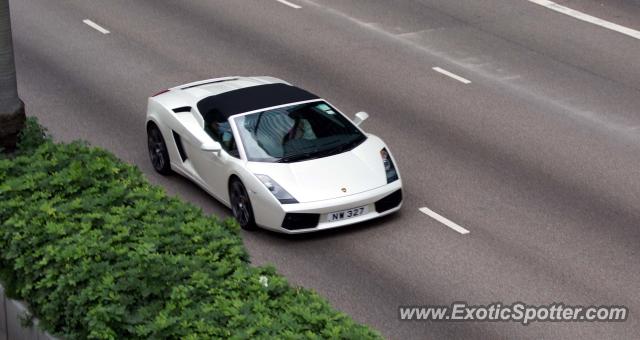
xmin=0 ymin=122 xmax=382 ymax=339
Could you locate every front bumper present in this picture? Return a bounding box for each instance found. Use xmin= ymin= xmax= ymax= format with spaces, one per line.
xmin=253 ymin=180 xmax=403 ymax=234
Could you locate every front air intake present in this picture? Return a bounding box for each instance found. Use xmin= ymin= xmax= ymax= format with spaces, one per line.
xmin=281 ymin=213 xmax=320 ymax=230
xmin=374 ymin=189 xmax=402 ymax=213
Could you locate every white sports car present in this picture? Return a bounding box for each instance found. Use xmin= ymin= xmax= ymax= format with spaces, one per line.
xmin=146 ymin=76 xmax=402 ymax=233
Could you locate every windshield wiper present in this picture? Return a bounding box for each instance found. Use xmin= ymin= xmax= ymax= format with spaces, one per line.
xmin=326 ymin=137 xmax=363 ymax=156
xmin=276 ymin=152 xmax=318 ymax=163
xmin=277 ymin=137 xmax=364 ymax=163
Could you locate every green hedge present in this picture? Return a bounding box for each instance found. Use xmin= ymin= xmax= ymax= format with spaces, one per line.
xmin=0 ymin=118 xmax=381 ymax=340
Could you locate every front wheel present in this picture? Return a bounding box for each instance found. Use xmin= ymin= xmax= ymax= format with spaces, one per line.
xmin=230 ymin=179 xmax=257 ymax=231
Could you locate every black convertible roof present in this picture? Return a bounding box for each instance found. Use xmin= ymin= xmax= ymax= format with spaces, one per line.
xmin=197 ymin=83 xmax=319 ymax=123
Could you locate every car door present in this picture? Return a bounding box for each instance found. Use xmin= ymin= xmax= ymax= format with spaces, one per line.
xmin=166 ymin=110 xmax=229 ymax=202
xmin=187 ymin=121 xmax=239 ymax=204
xmin=188 ymin=148 xmax=230 ymax=202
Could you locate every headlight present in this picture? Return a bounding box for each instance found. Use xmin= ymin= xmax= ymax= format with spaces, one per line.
xmin=380 ymin=148 xmax=399 ymax=183
xmin=255 ymin=174 xmax=298 ymax=204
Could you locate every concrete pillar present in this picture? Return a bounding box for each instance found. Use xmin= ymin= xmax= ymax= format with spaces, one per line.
xmin=0 ymin=284 xmax=7 ymax=340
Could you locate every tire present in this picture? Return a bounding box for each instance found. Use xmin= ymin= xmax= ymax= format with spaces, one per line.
xmin=147 ymin=123 xmax=172 ymax=175
xmin=229 ymin=179 xmax=257 ymax=231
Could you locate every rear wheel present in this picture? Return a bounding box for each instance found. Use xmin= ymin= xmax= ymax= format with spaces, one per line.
xmin=230 ymin=179 xmax=257 ymax=231
xmin=147 ymin=123 xmax=172 ymax=175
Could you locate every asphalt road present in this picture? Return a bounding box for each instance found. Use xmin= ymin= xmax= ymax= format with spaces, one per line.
xmin=10 ymin=0 xmax=640 ymax=338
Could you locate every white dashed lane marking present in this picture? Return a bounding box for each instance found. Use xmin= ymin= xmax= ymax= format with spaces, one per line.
xmin=528 ymin=0 xmax=640 ymax=40
xmin=419 ymin=207 xmax=470 ymax=234
xmin=83 ymin=19 xmax=110 ymax=34
xmin=432 ymin=67 xmax=472 ymax=84
xmin=277 ymin=0 xmax=302 ymax=9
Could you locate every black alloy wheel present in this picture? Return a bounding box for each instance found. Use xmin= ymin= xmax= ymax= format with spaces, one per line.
xmin=230 ymin=179 xmax=257 ymax=230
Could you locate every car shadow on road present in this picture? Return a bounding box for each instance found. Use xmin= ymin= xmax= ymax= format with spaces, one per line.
xmin=147 ymin=167 xmax=403 ymax=242
xmin=248 ymin=210 xmax=403 ymax=242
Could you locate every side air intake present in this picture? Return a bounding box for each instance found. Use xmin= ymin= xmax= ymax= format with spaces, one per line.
xmin=172 ymin=131 xmax=188 ymax=162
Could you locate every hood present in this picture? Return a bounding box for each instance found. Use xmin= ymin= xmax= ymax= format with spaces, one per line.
xmin=246 ymin=136 xmax=388 ymax=203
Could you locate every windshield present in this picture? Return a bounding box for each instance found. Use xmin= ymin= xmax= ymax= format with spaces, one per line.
xmin=233 ymin=101 xmax=366 ymax=163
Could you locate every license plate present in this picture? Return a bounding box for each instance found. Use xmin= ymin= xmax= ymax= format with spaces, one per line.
xmin=327 ymin=206 xmax=368 ymax=222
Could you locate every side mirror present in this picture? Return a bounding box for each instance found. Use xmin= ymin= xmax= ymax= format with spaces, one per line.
xmin=353 ymin=111 xmax=369 ymax=126
xmin=201 ymin=140 xmax=222 ymax=152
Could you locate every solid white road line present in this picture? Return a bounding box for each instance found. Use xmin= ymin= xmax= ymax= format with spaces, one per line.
xmin=277 ymin=0 xmax=302 ymax=9
xmin=83 ymin=19 xmax=110 ymax=34
xmin=528 ymin=0 xmax=640 ymax=40
xmin=432 ymin=67 xmax=472 ymax=84
xmin=419 ymin=207 xmax=470 ymax=234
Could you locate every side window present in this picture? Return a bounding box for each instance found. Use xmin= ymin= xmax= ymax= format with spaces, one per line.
xmin=205 ymin=120 xmax=240 ymax=158
xmin=224 ymin=132 xmax=240 ymax=158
